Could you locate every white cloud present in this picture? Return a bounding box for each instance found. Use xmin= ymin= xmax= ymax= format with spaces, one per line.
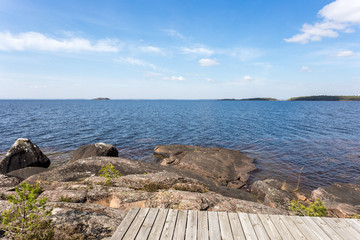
xmin=229 ymin=48 xmax=264 ymax=61
xmin=139 ymin=46 xmax=163 ymax=54
xmin=301 ymin=66 xmax=312 ymax=72
xmin=285 ymin=0 xmax=360 ymax=44
xmin=334 ymin=50 xmax=355 ymax=57
xmin=234 ymin=75 xmax=256 ymax=83
xmin=198 ymin=58 xmax=219 ymax=66
xmin=115 ymin=57 xmax=156 ymax=69
xmin=163 ymin=76 xmax=185 ymax=81
xmin=0 ymin=31 xmax=120 ymax=52
xmin=163 ymin=29 xmax=186 ymax=40
xmin=182 ymin=47 xmax=214 ymax=56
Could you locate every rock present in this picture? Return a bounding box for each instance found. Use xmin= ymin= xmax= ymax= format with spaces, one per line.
xmin=251 ymin=179 xmax=299 ymax=210
xmin=311 ymin=182 xmax=360 ymax=217
xmin=0 ymin=138 xmax=50 ymax=174
xmin=154 ymin=145 xmax=256 ymax=187
xmin=6 ymin=167 xmax=49 ymax=180
xmin=40 ymin=189 xmax=87 ymax=203
xmin=70 ymin=143 xmax=118 ymax=162
xmin=0 ymin=174 xmax=21 ymax=187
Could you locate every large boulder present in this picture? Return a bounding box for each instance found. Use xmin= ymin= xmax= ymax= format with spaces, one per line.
xmin=154 ymin=145 xmax=256 ymax=188
xmin=70 ymin=143 xmax=118 ymax=162
xmin=311 ymin=182 xmax=360 ymax=217
xmin=251 ymin=179 xmax=305 ymax=210
xmin=0 ymin=138 xmax=50 ymax=174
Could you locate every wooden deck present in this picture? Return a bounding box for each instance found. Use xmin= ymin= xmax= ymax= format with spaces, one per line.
xmin=110 ymin=207 xmax=360 ymax=240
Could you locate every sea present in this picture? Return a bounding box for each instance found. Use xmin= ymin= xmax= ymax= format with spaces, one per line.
xmin=0 ymin=100 xmax=359 ymax=190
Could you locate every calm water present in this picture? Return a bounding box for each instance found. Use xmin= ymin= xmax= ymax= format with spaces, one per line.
xmin=0 ymin=100 xmax=359 ymax=190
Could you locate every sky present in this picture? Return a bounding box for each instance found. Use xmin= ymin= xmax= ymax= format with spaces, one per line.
xmin=0 ymin=0 xmax=360 ymax=99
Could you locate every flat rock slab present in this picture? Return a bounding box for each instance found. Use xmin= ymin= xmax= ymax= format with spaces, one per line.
xmin=154 ymin=145 xmax=256 ymax=187
xmin=7 ymin=167 xmax=49 ymax=180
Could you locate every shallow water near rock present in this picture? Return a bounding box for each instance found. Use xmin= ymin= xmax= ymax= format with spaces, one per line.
xmin=0 ymin=100 xmax=359 ymax=190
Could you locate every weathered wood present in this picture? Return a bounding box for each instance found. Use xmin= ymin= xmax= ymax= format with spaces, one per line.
xmin=160 ymin=208 xmax=178 ymax=240
xmin=173 ymin=210 xmax=187 ymax=240
xmin=279 ymin=215 xmax=306 ymax=239
xmin=122 ymin=208 xmax=150 ymax=239
xmin=346 ymin=218 xmax=360 ymax=234
xmin=218 ymin=212 xmax=234 ymax=240
xmin=269 ymin=214 xmax=295 ymax=240
xmin=197 ymin=211 xmax=209 ymax=240
xmin=289 ymin=216 xmax=319 ymax=240
xmin=185 ymin=210 xmax=198 ymax=240
xmin=238 ymin=212 xmax=258 ymax=240
xmin=300 ymin=216 xmax=332 ymax=240
xmin=111 ymin=208 xmax=360 ymax=240
xmin=248 ymin=213 xmax=269 ymax=240
xmin=110 ymin=207 xmax=140 ymax=240
xmin=208 ymin=211 xmax=221 ymax=240
xmin=135 ymin=208 xmax=159 ymax=240
xmin=257 ymin=214 xmax=281 ymax=240
xmin=228 ymin=212 xmax=246 ymax=240
xmin=323 ymin=217 xmax=360 ymax=240
xmin=148 ymin=208 xmax=169 ymax=240
xmin=310 ymin=217 xmax=343 ymax=240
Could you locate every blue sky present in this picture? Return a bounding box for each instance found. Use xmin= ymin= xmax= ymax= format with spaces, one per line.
xmin=0 ymin=0 xmax=360 ymax=99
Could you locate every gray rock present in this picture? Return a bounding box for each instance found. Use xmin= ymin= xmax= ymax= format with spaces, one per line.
xmin=311 ymin=182 xmax=360 ymax=217
xmin=6 ymin=167 xmax=49 ymax=180
xmin=0 ymin=138 xmax=50 ymax=174
xmin=70 ymin=143 xmax=118 ymax=162
xmin=0 ymin=174 xmax=21 ymax=187
xmin=251 ymin=179 xmax=299 ymax=210
xmin=154 ymin=145 xmax=256 ymax=187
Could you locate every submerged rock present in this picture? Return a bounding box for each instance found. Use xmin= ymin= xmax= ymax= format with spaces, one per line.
xmin=154 ymin=145 xmax=256 ymax=188
xmin=70 ymin=143 xmax=118 ymax=162
xmin=0 ymin=138 xmax=50 ymax=174
xmin=311 ymin=182 xmax=360 ymax=217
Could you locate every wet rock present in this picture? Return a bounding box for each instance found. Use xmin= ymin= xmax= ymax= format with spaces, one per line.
xmin=154 ymin=145 xmax=256 ymax=186
xmin=70 ymin=143 xmax=118 ymax=162
xmin=7 ymin=167 xmax=49 ymax=180
xmin=251 ymin=179 xmax=299 ymax=210
xmin=0 ymin=138 xmax=50 ymax=174
xmin=0 ymin=174 xmax=21 ymax=187
xmin=311 ymin=182 xmax=360 ymax=217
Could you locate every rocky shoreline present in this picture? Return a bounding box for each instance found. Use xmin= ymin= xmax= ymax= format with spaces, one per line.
xmin=0 ymin=139 xmax=359 ymax=239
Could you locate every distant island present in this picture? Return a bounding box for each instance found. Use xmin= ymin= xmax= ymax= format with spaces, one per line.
xmin=219 ymin=98 xmax=278 ymax=101
xmin=288 ymin=95 xmax=360 ymax=101
xmin=92 ymin=97 xmax=110 ymax=100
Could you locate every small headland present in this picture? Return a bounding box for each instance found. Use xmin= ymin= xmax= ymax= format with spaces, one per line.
xmin=91 ymin=97 xmax=110 ymax=100
xmin=289 ymin=95 xmax=360 ymax=101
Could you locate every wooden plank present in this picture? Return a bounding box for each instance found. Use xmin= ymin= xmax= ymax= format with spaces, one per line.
xmin=238 ymin=212 xmax=258 ymax=240
xmin=148 ymin=208 xmax=169 ymax=240
xmin=257 ymin=214 xmax=281 ymax=240
xmin=173 ymin=210 xmax=187 ymax=240
xmin=345 ymin=219 xmax=360 ymax=234
xmin=160 ymin=208 xmax=178 ymax=240
xmin=197 ymin=211 xmax=209 ymax=240
xmin=323 ymin=217 xmax=360 ymax=240
xmin=228 ymin=212 xmax=246 ymax=240
xmin=218 ymin=212 xmax=234 ymax=240
xmin=185 ymin=210 xmax=198 ymax=240
xmin=122 ymin=208 xmax=150 ymax=239
xmin=289 ymin=216 xmax=319 ymax=240
xmin=279 ymin=215 xmax=306 ymax=239
xmin=110 ymin=207 xmax=140 ymax=240
xmin=300 ymin=216 xmax=332 ymax=240
xmin=269 ymin=214 xmax=295 ymax=240
xmin=310 ymin=217 xmax=343 ymax=240
xmin=135 ymin=208 xmax=159 ymax=240
xmin=208 ymin=211 xmax=221 ymax=240
xmin=248 ymin=214 xmax=269 ymax=240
